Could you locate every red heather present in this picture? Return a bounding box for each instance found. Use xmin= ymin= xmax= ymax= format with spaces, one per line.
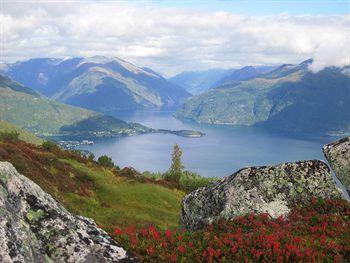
xmin=115 ymin=199 xmax=350 ymax=262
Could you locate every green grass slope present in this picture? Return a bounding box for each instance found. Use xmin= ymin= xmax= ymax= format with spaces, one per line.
xmin=0 ymin=139 xmax=184 ymax=232
xmin=0 ymin=120 xmax=43 ymax=145
xmin=0 ymin=74 xmax=150 ymax=138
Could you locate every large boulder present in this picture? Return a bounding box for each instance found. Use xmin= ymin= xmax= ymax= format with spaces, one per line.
xmin=323 ymin=136 xmax=350 ymax=195
xmin=180 ymin=160 xmax=343 ymax=231
xmin=0 ymin=162 xmax=137 ymax=262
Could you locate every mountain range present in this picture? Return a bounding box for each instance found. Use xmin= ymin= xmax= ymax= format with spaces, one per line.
xmin=2 ymin=56 xmax=190 ymax=114
xmin=169 ymin=66 xmax=275 ymax=95
xmin=175 ymin=59 xmax=350 ymax=133
xmin=0 ymin=74 xmax=150 ymax=138
xmin=169 ymin=69 xmax=231 ymax=95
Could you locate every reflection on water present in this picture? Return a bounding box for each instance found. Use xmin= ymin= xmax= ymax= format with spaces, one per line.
xmin=78 ymin=111 xmax=341 ymax=178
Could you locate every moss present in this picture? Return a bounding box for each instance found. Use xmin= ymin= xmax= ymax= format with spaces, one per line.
xmin=26 ymin=209 xmax=45 ymax=223
xmin=44 ymin=254 xmax=54 ymax=263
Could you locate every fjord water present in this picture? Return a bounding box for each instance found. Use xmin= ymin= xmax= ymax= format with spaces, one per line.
xmin=78 ymin=111 xmax=340 ymax=178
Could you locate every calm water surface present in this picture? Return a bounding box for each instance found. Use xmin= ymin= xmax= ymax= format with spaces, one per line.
xmin=78 ymin=111 xmax=341 ymax=178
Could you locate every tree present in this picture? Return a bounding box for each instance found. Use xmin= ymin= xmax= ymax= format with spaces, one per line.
xmin=97 ymin=155 xmax=115 ymax=168
xmin=166 ymin=143 xmax=184 ymax=184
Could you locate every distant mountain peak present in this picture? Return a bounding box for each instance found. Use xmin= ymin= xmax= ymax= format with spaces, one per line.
xmin=75 ymin=56 xmax=161 ymax=79
xmin=4 ymin=56 xmax=190 ymax=113
xmin=300 ymin=58 xmax=314 ymax=65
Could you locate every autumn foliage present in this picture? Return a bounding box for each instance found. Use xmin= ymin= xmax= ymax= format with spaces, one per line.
xmin=115 ymin=198 xmax=350 ymax=262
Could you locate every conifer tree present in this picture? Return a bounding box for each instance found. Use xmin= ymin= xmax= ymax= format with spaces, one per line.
xmin=167 ymin=143 xmax=184 ymax=184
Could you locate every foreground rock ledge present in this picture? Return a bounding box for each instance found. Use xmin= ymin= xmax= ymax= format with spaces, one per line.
xmin=180 ymin=160 xmax=343 ymax=231
xmin=323 ymin=136 xmax=350 ymax=195
xmin=0 ymin=162 xmax=137 ymax=263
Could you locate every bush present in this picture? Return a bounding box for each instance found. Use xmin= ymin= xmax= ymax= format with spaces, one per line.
xmin=0 ymin=131 xmax=19 ymax=142
xmin=87 ymin=153 xmax=95 ymax=162
xmin=41 ymin=141 xmax=60 ymax=151
xmin=115 ymin=199 xmax=350 ymax=262
xmin=179 ymin=171 xmax=214 ymax=193
xmin=142 ymin=171 xmax=164 ymax=180
xmin=97 ymin=155 xmax=115 ymax=168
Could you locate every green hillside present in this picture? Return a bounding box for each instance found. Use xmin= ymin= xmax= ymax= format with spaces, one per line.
xmin=175 ymin=61 xmax=350 ymax=133
xmin=0 ymin=74 xmax=150 ymax=138
xmin=0 ymin=120 xmax=43 ymax=145
xmin=0 ymin=139 xmax=184 ymax=231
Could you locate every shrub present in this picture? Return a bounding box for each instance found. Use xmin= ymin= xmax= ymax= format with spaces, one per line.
xmin=87 ymin=153 xmax=95 ymax=162
xmin=41 ymin=140 xmax=60 ymax=151
xmin=179 ymin=171 xmax=214 ymax=193
xmin=0 ymin=131 xmax=19 ymax=142
xmin=142 ymin=171 xmax=164 ymax=180
xmin=97 ymin=155 xmax=115 ymax=168
xmin=115 ymin=199 xmax=350 ymax=262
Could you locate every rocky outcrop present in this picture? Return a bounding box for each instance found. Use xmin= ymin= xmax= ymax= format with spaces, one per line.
xmin=323 ymin=136 xmax=350 ymax=195
xmin=0 ymin=162 xmax=137 ymax=263
xmin=180 ymin=160 xmax=343 ymax=231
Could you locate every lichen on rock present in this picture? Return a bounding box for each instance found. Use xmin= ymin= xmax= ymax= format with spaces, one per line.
xmin=323 ymin=136 xmax=350 ymax=195
xmin=0 ymin=161 xmax=137 ymax=263
xmin=180 ymin=160 xmax=343 ymax=231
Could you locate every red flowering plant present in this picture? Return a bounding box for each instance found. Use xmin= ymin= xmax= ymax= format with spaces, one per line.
xmin=114 ymin=199 xmax=350 ymax=262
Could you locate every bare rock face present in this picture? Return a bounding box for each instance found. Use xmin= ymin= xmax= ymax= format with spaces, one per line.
xmin=180 ymin=160 xmax=343 ymax=231
xmin=0 ymin=162 xmax=137 ymax=263
xmin=323 ymin=136 xmax=350 ymax=195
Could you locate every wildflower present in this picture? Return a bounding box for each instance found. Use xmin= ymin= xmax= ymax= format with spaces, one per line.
xmin=149 ymin=225 xmax=156 ymax=233
xmin=147 ymin=246 xmax=155 ymax=256
xmin=130 ymin=236 xmax=138 ymax=247
xmin=165 ymin=229 xmax=172 ymax=239
xmin=140 ymin=228 xmax=148 ymax=237
xmin=178 ymin=245 xmax=186 ymax=254
xmin=114 ymin=227 xmax=123 ymax=235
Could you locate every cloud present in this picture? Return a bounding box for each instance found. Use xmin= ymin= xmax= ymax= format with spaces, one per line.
xmin=1 ymin=1 xmax=350 ymax=76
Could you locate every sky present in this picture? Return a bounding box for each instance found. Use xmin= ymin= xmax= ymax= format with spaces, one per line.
xmin=1 ymin=0 xmax=350 ymax=76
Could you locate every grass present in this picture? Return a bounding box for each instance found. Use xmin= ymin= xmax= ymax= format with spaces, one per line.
xmin=0 ymin=139 xmax=184 ymax=235
xmin=0 ymin=120 xmax=43 ymax=145
xmin=62 ymin=159 xmax=184 ymax=231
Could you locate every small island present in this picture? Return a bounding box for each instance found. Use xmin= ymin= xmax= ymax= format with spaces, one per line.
xmin=154 ymin=129 xmax=205 ymax=138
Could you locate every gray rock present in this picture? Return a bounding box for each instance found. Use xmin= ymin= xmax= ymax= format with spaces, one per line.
xmin=323 ymin=136 xmax=350 ymax=195
xmin=0 ymin=162 xmax=137 ymax=263
xmin=180 ymin=160 xmax=343 ymax=231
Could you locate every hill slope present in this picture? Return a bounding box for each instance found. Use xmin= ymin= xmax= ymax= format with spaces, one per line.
xmin=0 ymin=139 xmax=184 ymax=231
xmin=0 ymin=74 xmax=150 ymax=138
xmin=175 ymin=60 xmax=350 ymax=133
xmin=0 ymin=120 xmax=43 ymax=145
xmin=3 ymin=56 xmax=191 ymax=113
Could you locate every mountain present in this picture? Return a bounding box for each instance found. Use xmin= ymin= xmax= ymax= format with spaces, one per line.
xmin=2 ymin=56 xmax=190 ymax=113
xmin=0 ymin=74 xmax=150 ymax=138
xmin=213 ymin=66 xmax=276 ymax=87
xmin=175 ymin=59 xmax=350 ymax=133
xmin=169 ymin=69 xmax=231 ymax=95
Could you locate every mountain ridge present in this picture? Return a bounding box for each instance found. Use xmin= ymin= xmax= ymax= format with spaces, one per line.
xmin=3 ymin=56 xmax=191 ymax=114
xmin=175 ymin=60 xmax=350 ymax=133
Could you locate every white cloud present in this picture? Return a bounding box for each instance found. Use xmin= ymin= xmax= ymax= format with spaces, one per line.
xmin=1 ymin=1 xmax=349 ymax=76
